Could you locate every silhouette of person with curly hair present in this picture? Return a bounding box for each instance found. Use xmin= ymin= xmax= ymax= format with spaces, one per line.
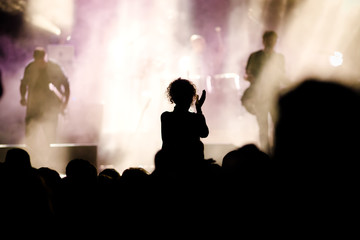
xmin=161 ymin=78 xmax=209 ymax=168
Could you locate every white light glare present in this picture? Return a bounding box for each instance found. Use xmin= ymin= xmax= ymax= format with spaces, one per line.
xmin=29 ymin=14 xmax=61 ymax=35
xmin=329 ymin=51 xmax=343 ymax=67
xmin=206 ymin=76 xmax=212 ymax=93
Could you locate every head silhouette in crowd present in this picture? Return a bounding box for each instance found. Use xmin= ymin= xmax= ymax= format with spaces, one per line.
xmin=167 ymin=78 xmax=198 ymax=110
xmin=273 ymin=78 xmax=360 ymax=167
xmin=4 ymin=148 xmax=32 ymax=171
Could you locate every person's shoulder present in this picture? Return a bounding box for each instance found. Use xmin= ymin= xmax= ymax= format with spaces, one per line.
xmin=47 ymin=60 xmax=67 ymax=76
xmin=161 ymin=111 xmax=172 ymax=119
xmin=277 ymin=52 xmax=285 ymax=58
xmin=274 ymin=51 xmax=284 ymax=57
xmin=252 ymin=50 xmax=264 ymax=56
xmin=25 ymin=61 xmax=35 ymax=70
xmin=274 ymin=52 xmax=285 ymax=62
xmin=47 ymin=60 xmax=61 ymax=68
xmin=249 ymin=50 xmax=264 ymax=59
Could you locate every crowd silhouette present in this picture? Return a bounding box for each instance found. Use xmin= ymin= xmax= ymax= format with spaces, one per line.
xmin=1 ymin=75 xmax=358 ymax=236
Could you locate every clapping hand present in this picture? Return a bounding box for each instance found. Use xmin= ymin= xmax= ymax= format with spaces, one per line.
xmin=195 ymin=89 xmax=206 ymax=113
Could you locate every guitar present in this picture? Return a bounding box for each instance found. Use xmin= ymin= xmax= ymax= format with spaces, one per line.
xmin=241 ymin=74 xmax=257 ymax=114
xmin=48 ymin=82 xmax=67 ymax=115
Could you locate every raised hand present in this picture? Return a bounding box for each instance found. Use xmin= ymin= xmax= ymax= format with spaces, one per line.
xmin=195 ymin=89 xmax=206 ymax=113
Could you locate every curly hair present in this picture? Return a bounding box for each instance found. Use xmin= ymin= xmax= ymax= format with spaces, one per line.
xmin=166 ymin=78 xmax=197 ymax=105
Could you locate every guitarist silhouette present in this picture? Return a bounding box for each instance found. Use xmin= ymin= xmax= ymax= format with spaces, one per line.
xmin=242 ymin=31 xmax=286 ymax=153
xmin=20 ymin=47 xmax=70 ymax=147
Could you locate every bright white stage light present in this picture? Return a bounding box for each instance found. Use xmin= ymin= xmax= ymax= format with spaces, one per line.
xmin=26 ymin=0 xmax=74 ymax=36
xmin=179 ymin=56 xmax=191 ymax=78
xmin=28 ymin=14 xmax=61 ymax=35
xmin=329 ymin=51 xmax=343 ymax=67
xmin=206 ymin=76 xmax=212 ymax=93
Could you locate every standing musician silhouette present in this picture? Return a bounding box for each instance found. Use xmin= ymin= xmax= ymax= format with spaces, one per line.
xmin=20 ymin=47 xmax=70 ymax=150
xmin=242 ymin=31 xmax=286 ymax=153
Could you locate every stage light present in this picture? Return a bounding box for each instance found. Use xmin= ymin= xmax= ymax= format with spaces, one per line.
xmin=179 ymin=56 xmax=191 ymax=77
xmin=206 ymin=76 xmax=212 ymax=93
xmin=27 ymin=14 xmax=61 ymax=35
xmin=329 ymin=51 xmax=343 ymax=67
xmin=26 ymin=0 xmax=74 ymax=36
